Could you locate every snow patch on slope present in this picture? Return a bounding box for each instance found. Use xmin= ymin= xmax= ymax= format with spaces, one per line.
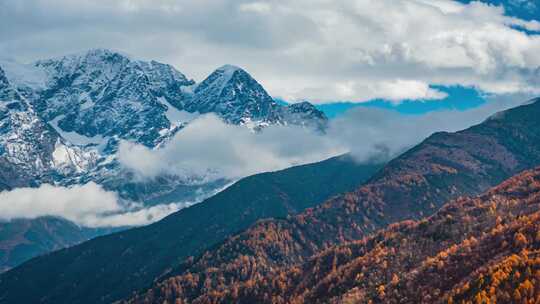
xmin=157 ymin=97 xmax=199 ymax=125
xmin=49 ymin=116 xmax=107 ymax=149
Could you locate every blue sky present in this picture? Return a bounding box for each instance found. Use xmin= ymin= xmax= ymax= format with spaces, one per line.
xmin=287 ymin=0 xmax=539 ymax=118
xmin=277 ymin=85 xmax=486 ymax=118
xmin=457 ymin=0 xmax=540 ymax=21
xmin=317 ymin=86 xmax=487 ymax=118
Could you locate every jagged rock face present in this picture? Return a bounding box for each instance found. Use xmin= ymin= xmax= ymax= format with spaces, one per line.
xmin=185 ymin=65 xmax=328 ymax=130
xmin=31 ymin=49 xmax=195 ymax=148
xmin=0 ymin=67 xmax=99 ymax=190
xmin=186 ymin=65 xmax=281 ymax=126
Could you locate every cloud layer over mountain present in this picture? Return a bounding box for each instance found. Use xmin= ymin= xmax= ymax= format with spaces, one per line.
xmin=0 ymin=94 xmax=528 ymax=228
xmin=0 ymin=183 xmax=121 ymax=227
xmin=0 ymin=182 xmax=211 ymax=227
xmin=117 ymin=114 xmax=347 ymax=179
xmin=119 ymin=94 xmax=528 ymax=180
xmin=1 ymin=0 xmax=539 ymax=103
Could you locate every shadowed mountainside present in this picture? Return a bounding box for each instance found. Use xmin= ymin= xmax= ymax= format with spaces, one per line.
xmin=0 ymin=217 xmax=115 ymax=273
xmin=132 ymin=167 xmax=540 ymax=303
xmin=0 ymin=154 xmax=382 ymax=304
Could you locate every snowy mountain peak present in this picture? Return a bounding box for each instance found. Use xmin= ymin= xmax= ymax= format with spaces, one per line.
xmin=22 ymin=50 xmax=197 ymax=147
xmin=34 ymin=49 xmax=193 ymax=92
xmin=185 ymin=64 xmax=328 ymax=130
xmin=37 ymin=48 xmax=130 ymax=66
xmin=201 ymin=64 xmax=261 ymax=92
xmin=186 ymin=64 xmax=280 ymax=125
xmin=82 ymin=48 xmax=131 ymax=59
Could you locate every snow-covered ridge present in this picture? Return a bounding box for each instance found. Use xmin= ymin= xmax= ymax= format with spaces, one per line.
xmin=3 ymin=49 xmax=326 ymax=144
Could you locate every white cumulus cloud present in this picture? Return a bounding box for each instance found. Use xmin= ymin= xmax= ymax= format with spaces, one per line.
xmin=1 ymin=0 xmax=539 ymax=104
xmin=0 ymin=182 xmax=215 ymax=227
xmin=0 ymin=183 xmax=121 ymax=227
xmin=306 ymin=79 xmax=448 ymax=104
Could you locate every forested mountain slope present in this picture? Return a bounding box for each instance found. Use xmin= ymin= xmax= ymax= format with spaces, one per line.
xmin=132 ymin=167 xmax=540 ymax=303
xmin=0 ymin=155 xmax=382 ymax=304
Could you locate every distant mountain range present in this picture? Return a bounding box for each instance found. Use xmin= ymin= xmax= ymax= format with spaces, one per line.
xmin=1 ymin=96 xmax=539 ymax=303
xmin=0 ymin=49 xmax=328 ymax=271
xmin=0 ymin=218 xmax=120 ymax=273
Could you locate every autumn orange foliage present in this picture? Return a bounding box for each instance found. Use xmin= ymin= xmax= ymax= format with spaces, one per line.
xmin=126 ymin=168 xmax=540 ymax=304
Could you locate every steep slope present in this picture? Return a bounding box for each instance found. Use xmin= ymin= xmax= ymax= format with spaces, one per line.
xmin=122 ymin=98 xmax=540 ymax=303
xmin=0 ymin=217 xmax=116 ymax=273
xmin=0 ymin=155 xmax=382 ymax=304
xmin=185 ymin=65 xmax=327 ymax=130
xmin=131 ymin=167 xmax=540 ymax=304
xmin=0 ymin=66 xmax=99 ymax=189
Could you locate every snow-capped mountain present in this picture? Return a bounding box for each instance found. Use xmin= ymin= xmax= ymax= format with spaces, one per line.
xmin=0 ymin=49 xmax=327 ymax=199
xmin=186 ymin=64 xmax=327 ymax=130
xmin=186 ymin=64 xmax=282 ymax=127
